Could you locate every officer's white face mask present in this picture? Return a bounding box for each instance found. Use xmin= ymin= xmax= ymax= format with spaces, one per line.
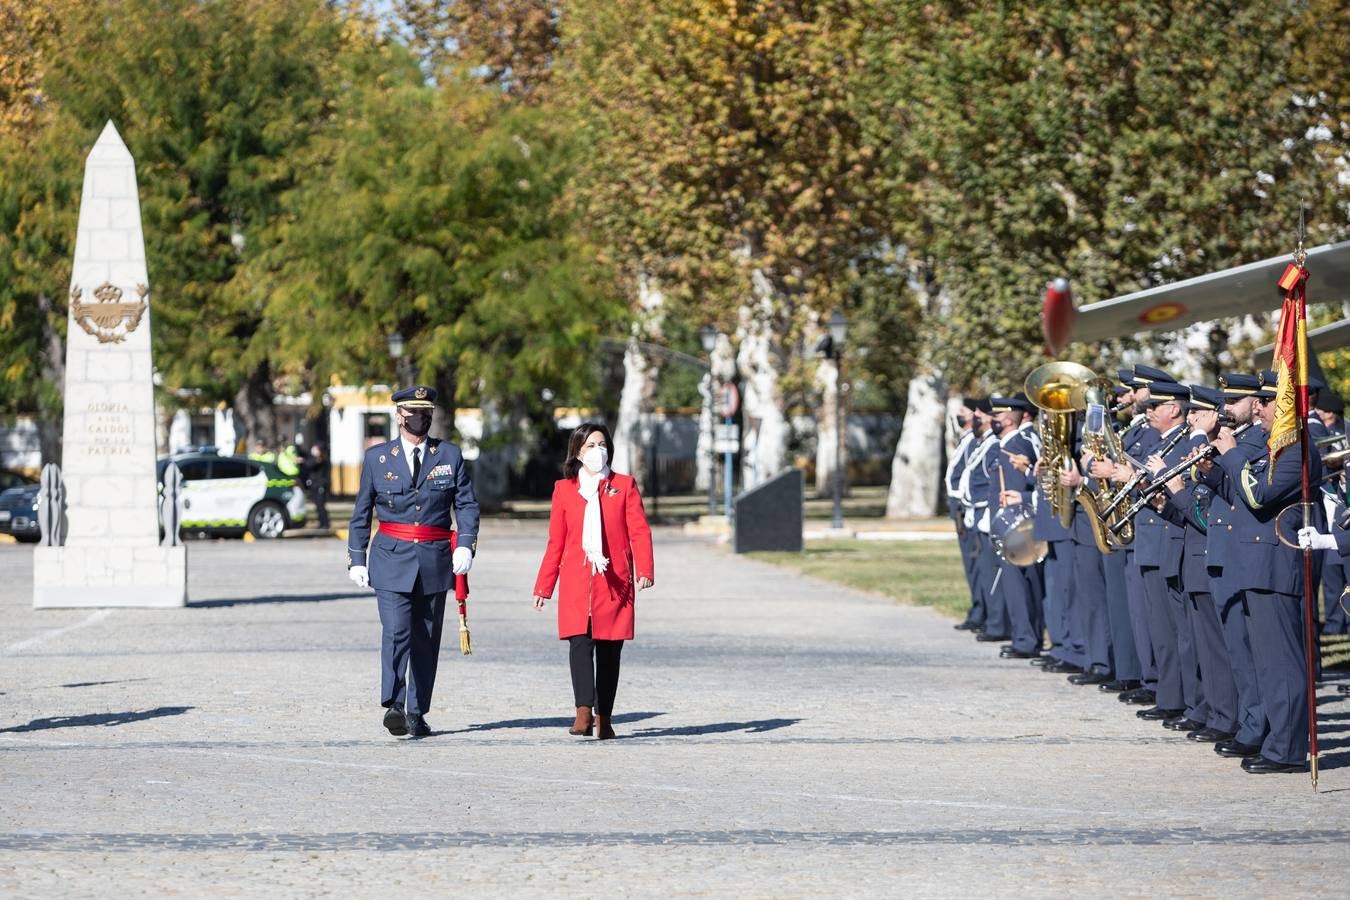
xmin=581 ymin=446 xmax=609 ymax=474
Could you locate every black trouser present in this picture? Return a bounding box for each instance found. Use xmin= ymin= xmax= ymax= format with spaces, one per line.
xmin=308 ymin=486 xmax=330 ymax=529
xmin=569 ymin=622 xmax=624 ymax=715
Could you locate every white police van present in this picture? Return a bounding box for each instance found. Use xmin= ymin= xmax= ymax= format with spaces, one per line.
xmin=158 ymin=449 xmax=307 ymax=539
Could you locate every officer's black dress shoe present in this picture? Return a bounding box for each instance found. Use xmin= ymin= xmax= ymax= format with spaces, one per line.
xmin=1241 ymin=755 xmax=1306 ymax=774
xmin=1100 ymin=679 xmax=1140 ymax=693
xmin=1187 ymin=728 xmax=1234 ymax=743
xmin=1000 ymin=648 xmax=1040 ymax=659
xmin=1068 ymin=671 xmax=1112 ymax=686
xmin=1339 ymin=684 xmax=1350 ymax=695
xmin=1029 ymin=656 xmax=1056 ymax=667
xmin=1042 ymin=661 xmax=1082 ymax=674
xmin=1120 ymin=688 xmax=1156 ymax=705
xmin=975 ymin=632 xmax=1010 ymax=642
xmin=1137 ymin=706 xmax=1183 ymax=721
xmin=406 ymin=713 xmax=432 ymax=738
xmin=953 ymin=621 xmax=977 ymax=631
xmin=383 ymin=704 xmax=409 ymax=737
xmin=1214 ymin=738 xmax=1262 ymax=758
xmin=1162 ymin=715 xmax=1206 ymax=732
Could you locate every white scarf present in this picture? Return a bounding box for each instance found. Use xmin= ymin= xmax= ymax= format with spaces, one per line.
xmin=577 ymin=466 xmax=611 ymax=575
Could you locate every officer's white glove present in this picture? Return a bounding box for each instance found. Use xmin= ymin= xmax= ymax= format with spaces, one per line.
xmin=348 ymin=565 xmax=370 ymax=588
xmin=452 ymin=547 xmax=473 ymax=575
xmin=1298 ymin=526 xmax=1337 ymax=551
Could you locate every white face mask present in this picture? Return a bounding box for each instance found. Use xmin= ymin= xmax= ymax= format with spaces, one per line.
xmin=580 ymin=446 xmax=608 ymax=474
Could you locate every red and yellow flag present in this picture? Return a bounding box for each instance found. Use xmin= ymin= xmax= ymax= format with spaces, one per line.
xmin=1268 ymin=263 xmax=1309 ymax=472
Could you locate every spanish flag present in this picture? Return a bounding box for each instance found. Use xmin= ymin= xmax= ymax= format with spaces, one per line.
xmin=1268 ymin=262 xmax=1309 ymax=474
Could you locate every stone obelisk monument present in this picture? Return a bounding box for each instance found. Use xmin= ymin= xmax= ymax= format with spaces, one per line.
xmin=33 ymin=121 xmax=187 ymax=608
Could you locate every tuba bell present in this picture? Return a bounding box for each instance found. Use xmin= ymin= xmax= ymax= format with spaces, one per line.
xmin=1025 ymin=361 xmax=1095 ymax=530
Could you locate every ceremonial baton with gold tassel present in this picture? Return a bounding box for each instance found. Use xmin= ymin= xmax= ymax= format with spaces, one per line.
xmin=451 ymin=533 xmax=472 ymax=655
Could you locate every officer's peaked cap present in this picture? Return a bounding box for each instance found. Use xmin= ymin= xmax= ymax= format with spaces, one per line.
xmin=393 ymin=385 xmax=437 ymax=409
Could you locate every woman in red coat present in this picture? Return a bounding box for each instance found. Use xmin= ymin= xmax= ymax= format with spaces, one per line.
xmin=532 ymin=423 xmax=655 ymax=739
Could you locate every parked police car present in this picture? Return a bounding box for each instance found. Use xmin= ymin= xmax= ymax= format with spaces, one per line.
xmin=0 ymin=475 xmax=39 ymax=542
xmin=158 ymin=449 xmax=306 ymax=539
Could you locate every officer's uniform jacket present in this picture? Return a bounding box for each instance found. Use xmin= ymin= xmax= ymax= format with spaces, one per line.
xmin=1159 ymin=434 xmax=1216 ymax=593
xmin=1200 ymin=427 xmax=1321 ymax=596
xmin=945 ymin=429 xmax=975 ymax=518
xmin=1132 ymin=424 xmax=1195 ymax=576
xmin=347 ymin=437 xmax=481 ymax=594
xmin=959 ymin=431 xmax=998 ymax=532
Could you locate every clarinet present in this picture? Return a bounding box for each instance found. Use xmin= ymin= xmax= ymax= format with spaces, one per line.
xmin=1098 ymin=425 xmax=1192 ymax=519
xmin=1110 ymin=422 xmax=1253 ymax=532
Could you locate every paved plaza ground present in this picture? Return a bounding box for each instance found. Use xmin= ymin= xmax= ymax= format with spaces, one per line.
xmin=2 ymin=521 xmax=1348 ymax=896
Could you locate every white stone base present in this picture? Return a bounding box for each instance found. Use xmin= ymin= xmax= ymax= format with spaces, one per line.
xmin=33 ymin=545 xmax=187 ymax=608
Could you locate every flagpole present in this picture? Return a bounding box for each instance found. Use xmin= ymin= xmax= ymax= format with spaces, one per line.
xmin=1293 ymin=210 xmax=1320 ymax=791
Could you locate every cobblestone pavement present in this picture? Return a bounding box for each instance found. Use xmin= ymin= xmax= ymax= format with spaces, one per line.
xmin=2 ymin=521 xmax=1348 ymax=897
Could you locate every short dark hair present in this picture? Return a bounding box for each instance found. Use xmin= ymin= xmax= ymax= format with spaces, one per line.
xmin=563 ymin=422 xmax=613 ymax=479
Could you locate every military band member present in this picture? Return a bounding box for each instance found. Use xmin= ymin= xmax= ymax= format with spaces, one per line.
xmin=990 ymin=395 xmax=1043 ymax=659
xmin=347 ymin=385 xmax=481 ymax=738
xmin=1095 ymin=375 xmax=1144 ymax=693
xmin=947 ymin=401 xmax=983 ymax=631
xmin=1313 ymin=392 xmax=1350 ymax=635
xmin=1198 ymin=370 xmax=1321 ymax=773
xmin=966 ymin=401 xmax=1010 ymax=643
xmin=1132 ymin=379 xmax=1195 ymax=725
xmin=1029 ymin=417 xmax=1077 ymax=670
xmin=1153 ymin=385 xmax=1238 ymax=741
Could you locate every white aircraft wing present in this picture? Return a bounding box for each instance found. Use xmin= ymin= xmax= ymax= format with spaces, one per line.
xmin=1255 ymin=316 xmax=1350 ymax=356
xmin=1071 ymin=239 xmax=1350 ymax=344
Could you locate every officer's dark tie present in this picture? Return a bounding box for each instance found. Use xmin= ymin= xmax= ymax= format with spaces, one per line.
xmin=412 ymin=446 xmax=422 ymax=484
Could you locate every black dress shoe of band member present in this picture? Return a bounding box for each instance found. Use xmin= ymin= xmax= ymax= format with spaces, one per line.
xmin=975 ymin=632 xmax=1010 ymax=642
xmin=1339 ymin=684 xmax=1350 ymax=694
xmin=1136 ymin=706 xmax=1183 ymax=721
xmin=1068 ymin=671 xmax=1112 ymax=686
xmin=1029 ymin=656 xmax=1056 ymax=667
xmin=405 ymin=713 xmax=432 ymax=738
xmin=1214 ymin=738 xmax=1262 ymax=758
xmin=1241 ymin=755 xmax=1306 ymax=774
xmin=1120 ymin=688 xmax=1156 ymax=705
xmin=383 ymin=703 xmax=409 ymax=737
xmin=1100 ymin=679 xmax=1140 ymax=693
xmin=1162 ymin=715 xmax=1206 ymax=732
xmin=1188 ymin=728 xmax=1234 ymax=743
xmin=1000 ymin=648 xmax=1040 ymax=659
xmin=1043 ymin=661 xmax=1083 ymax=674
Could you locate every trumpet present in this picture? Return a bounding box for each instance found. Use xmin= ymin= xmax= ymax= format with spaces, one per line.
xmin=1110 ymin=423 xmax=1254 ymax=531
xmin=1316 ymin=432 xmax=1349 ymax=448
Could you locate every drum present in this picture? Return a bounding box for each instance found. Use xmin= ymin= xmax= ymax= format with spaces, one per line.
xmin=990 ymin=504 xmax=1048 ymax=567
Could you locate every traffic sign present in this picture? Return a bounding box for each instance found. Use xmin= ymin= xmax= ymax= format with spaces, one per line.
xmin=718 ymin=382 xmax=740 ymax=418
xmin=714 ymin=422 xmax=739 ymax=454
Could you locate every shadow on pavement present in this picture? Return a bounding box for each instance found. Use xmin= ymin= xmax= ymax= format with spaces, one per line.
xmin=626 ymin=718 xmax=801 ymax=739
xmin=457 ymin=712 xmax=665 ymax=733
xmin=191 ymin=592 xmax=362 ymax=608
xmin=59 ymin=678 xmax=151 ymax=689
xmin=0 ymin=706 xmax=194 ymax=734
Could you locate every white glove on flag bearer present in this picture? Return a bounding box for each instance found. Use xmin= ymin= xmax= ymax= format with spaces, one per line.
xmin=349 ymin=565 xmax=369 ymax=588
xmin=453 ymin=547 xmax=473 ymax=575
xmin=1297 ymin=526 xmax=1337 ymax=551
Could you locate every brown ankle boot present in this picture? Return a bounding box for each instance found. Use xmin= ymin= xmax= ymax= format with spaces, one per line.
xmin=596 ymin=713 xmax=616 ymax=740
xmin=569 ymin=706 xmax=593 ymax=736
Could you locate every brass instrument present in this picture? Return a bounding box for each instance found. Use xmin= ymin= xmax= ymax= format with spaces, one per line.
xmin=1078 ymin=378 xmax=1135 ymax=550
xmin=1025 ymin=361 xmax=1092 ymax=530
xmin=1025 ymin=361 xmax=1132 ymax=552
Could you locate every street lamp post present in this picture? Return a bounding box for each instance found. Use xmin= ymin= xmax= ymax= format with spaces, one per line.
xmin=815 ymin=310 xmax=848 ymax=531
xmin=699 ymin=325 xmax=720 ymax=516
xmin=387 ymin=331 xmax=412 ymax=388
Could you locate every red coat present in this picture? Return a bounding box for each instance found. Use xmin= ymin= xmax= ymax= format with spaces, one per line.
xmin=532 ymin=473 xmax=654 ymax=640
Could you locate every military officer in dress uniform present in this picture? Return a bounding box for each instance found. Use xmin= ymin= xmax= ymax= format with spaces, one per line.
xmin=347 ymin=386 xmax=481 ymax=738
xmin=1198 ymin=370 xmax=1321 ymax=773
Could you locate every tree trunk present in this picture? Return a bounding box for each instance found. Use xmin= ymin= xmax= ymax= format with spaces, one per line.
xmin=233 ymin=362 xmax=278 ymax=451
xmin=736 ymin=268 xmax=789 ymax=489
xmin=885 ymin=370 xmax=947 ymax=519
xmin=430 ymin=365 xmax=458 ymax=441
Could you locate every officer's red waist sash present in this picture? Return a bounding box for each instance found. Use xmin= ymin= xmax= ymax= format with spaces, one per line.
xmin=377 ymin=522 xmax=468 ymax=601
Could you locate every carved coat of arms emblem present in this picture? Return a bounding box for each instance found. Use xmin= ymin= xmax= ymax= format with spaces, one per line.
xmin=70 ymin=282 xmax=148 ymax=344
